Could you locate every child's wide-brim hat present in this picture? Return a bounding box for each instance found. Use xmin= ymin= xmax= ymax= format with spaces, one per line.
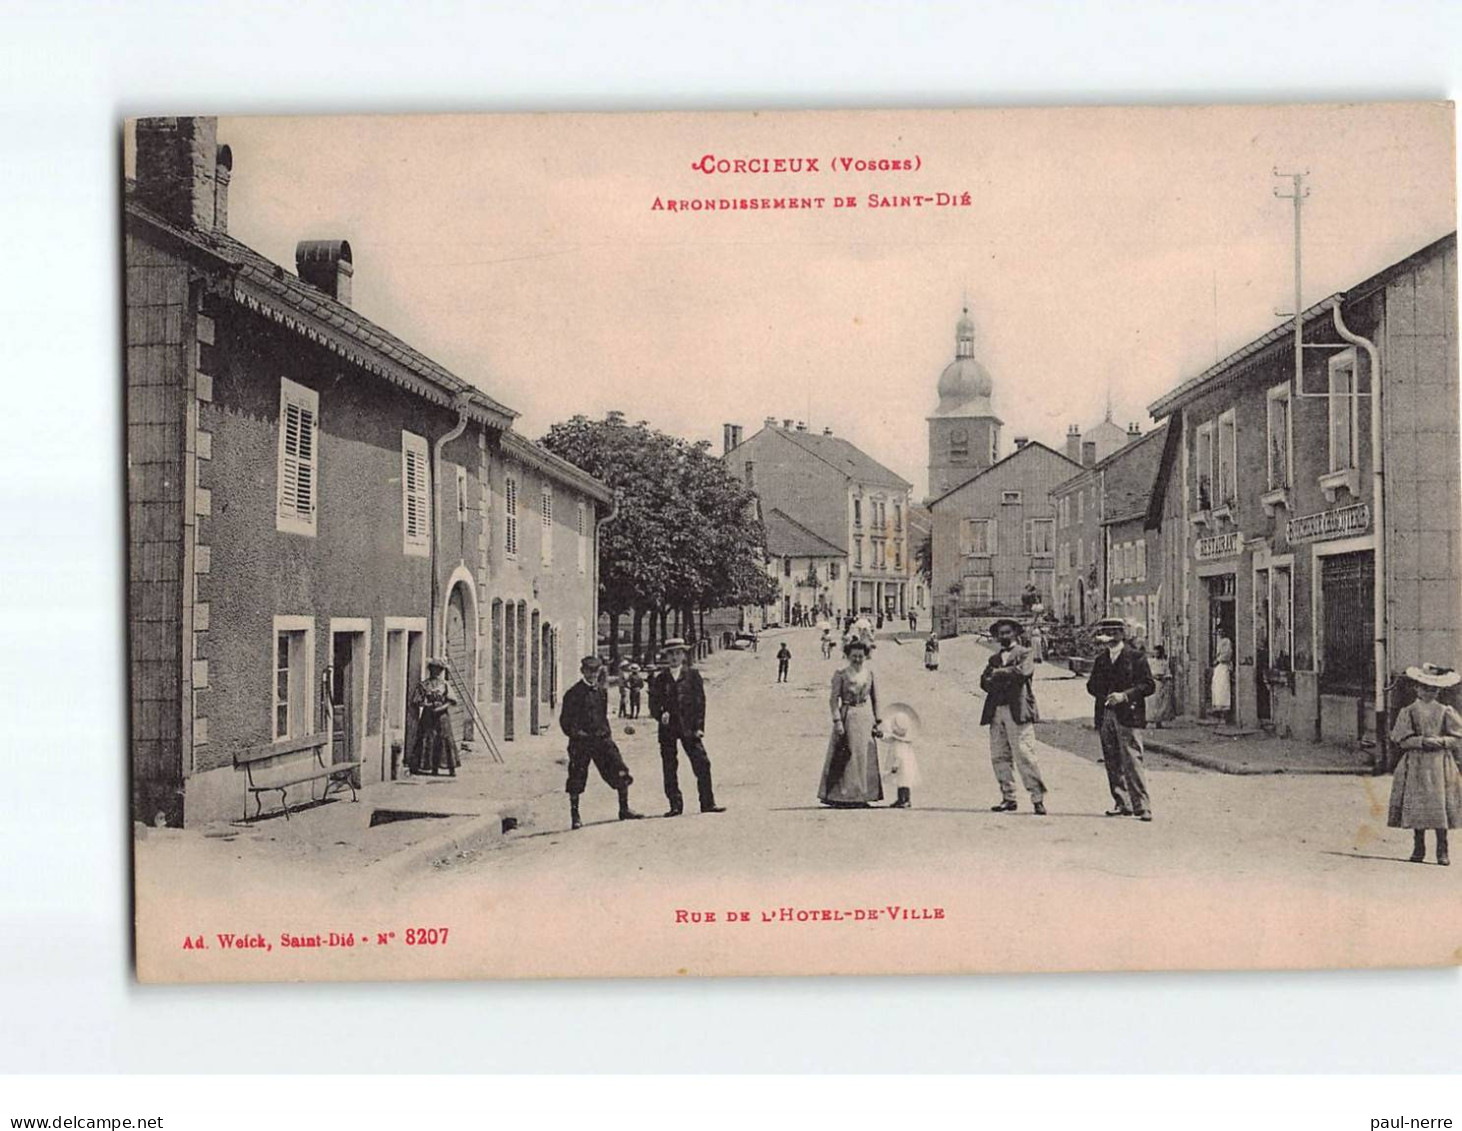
xmin=884 ymin=702 xmax=922 ymax=742
xmin=1406 ymin=663 xmax=1461 ymax=688
xmin=989 ymin=617 xmax=1023 ymax=635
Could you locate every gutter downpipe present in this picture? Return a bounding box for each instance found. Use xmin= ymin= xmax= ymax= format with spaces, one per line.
xmin=592 ymin=488 xmax=623 ymax=662
xmin=429 ymin=396 xmax=472 ymax=657
xmin=1331 ymin=300 xmax=1386 ymax=771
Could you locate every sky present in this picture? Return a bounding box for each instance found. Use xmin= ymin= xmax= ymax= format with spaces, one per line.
xmin=133 ymin=104 xmax=1454 ymax=499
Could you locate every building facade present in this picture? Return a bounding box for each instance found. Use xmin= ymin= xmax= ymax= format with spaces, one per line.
xmin=127 ymin=117 xmax=612 ymax=826
xmin=1147 ymin=233 xmax=1459 ymax=745
xmin=928 ymin=440 xmax=1078 ymax=632
xmin=725 ymin=419 xmax=914 ymax=618
xmin=760 ymin=508 xmax=848 ymax=625
xmin=1051 ymin=420 xmax=1158 ymax=624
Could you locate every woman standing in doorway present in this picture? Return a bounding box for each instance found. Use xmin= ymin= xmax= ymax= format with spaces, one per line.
xmin=407 ymin=658 xmax=459 ymax=776
xmin=1388 ymin=664 xmax=1462 ymax=866
xmin=818 ymin=637 xmax=884 ymax=808
xmin=1210 ymin=634 xmax=1233 ymax=720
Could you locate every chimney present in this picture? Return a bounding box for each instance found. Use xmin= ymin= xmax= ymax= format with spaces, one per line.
xmin=295 ymin=240 xmax=354 ymax=307
xmin=212 ymin=145 xmax=232 ymax=234
xmin=822 ymin=426 xmax=833 ymax=436
xmin=795 ymin=421 xmax=807 ymax=432
xmin=1127 ymin=422 xmax=1141 ymax=439
xmin=1082 ymin=440 xmax=1097 ymax=468
xmin=782 ymin=418 xmax=794 ymax=430
xmin=1014 ymin=436 xmax=1029 ymax=450
xmin=1065 ymin=424 xmax=1081 ymax=464
xmin=764 ymin=416 xmax=777 ymax=429
xmin=134 ymin=116 xmax=219 ymax=231
xmin=722 ymin=423 xmax=744 ymax=455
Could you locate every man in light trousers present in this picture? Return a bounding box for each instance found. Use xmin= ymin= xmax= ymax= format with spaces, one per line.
xmin=980 ymin=618 xmax=1047 ymax=815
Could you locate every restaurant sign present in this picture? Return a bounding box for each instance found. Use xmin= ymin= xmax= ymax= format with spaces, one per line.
xmin=1286 ymin=503 xmax=1371 ymax=545
xmin=1194 ymin=531 xmax=1241 ymax=561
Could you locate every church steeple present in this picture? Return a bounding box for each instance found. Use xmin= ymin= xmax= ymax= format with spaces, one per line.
xmin=955 ymin=304 xmax=975 ymax=359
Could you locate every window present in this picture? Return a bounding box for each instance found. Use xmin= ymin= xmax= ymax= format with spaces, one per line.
xmin=990 ymin=431 xmax=998 ymax=466
xmin=744 ymin=461 xmax=755 ymax=489
xmin=893 ymin=503 xmax=903 ymax=532
xmin=966 ymin=575 xmax=994 ymax=606
xmin=576 ymin=501 xmax=588 ymax=574
xmin=1076 ymin=492 xmax=1084 ymax=525
xmin=1267 ymin=384 xmax=1292 ymax=490
xmin=1076 ymin=539 xmax=1084 ymax=569
xmin=829 ymin=561 xmax=840 ymax=581
xmin=1024 ymin=518 xmax=1054 ymax=555
xmin=272 ymin=617 xmax=313 ymax=740
xmin=1136 ymin=540 xmax=1147 ymax=581
xmin=854 ymin=536 xmax=863 ymax=568
xmin=456 ymin=466 xmax=468 ymax=526
xmin=853 ymin=499 xmax=863 ymax=526
xmin=1329 ymin=349 xmax=1359 ymax=472
xmin=490 ymin=600 xmax=504 ymax=702
xmin=540 ymin=485 xmax=553 ymax=564
xmin=276 ymin=378 xmax=318 ymax=536
xmin=1217 ymin=409 xmax=1237 ymax=509
xmin=1059 ymin=496 xmax=1069 ymax=529
xmin=1272 ymin=565 xmax=1293 ymax=670
xmin=505 ymin=474 xmax=519 ymax=558
xmin=784 ymin=556 xmax=793 ymax=577
xmin=963 ymin=518 xmax=996 ymax=556
xmin=1002 ymin=490 xmax=1023 ymax=505
xmin=1195 ymin=421 xmax=1214 ymax=511
xmin=401 ymin=430 xmax=430 ymax=556
xmin=949 ymin=428 xmax=969 ymax=463
xmin=894 ymin=542 xmax=902 ymax=570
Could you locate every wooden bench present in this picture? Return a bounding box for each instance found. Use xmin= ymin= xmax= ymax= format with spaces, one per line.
xmin=235 ymin=732 xmax=362 ymax=821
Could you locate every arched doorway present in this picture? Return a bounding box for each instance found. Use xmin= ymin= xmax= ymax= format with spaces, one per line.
xmin=445 ymin=581 xmax=475 ymax=747
xmin=502 ymin=604 xmax=516 ymax=741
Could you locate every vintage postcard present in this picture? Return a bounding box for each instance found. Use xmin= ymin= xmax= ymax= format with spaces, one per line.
xmin=125 ymin=103 xmax=1460 ymax=983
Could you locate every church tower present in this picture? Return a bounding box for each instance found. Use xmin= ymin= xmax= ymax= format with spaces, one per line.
xmin=926 ymin=305 xmax=1002 ymax=499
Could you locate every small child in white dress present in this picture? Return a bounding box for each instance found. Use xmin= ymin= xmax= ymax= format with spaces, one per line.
xmin=882 ymin=702 xmax=923 ymax=809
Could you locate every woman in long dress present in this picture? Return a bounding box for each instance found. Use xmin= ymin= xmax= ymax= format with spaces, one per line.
xmin=1210 ymin=634 xmax=1233 ymax=719
xmin=924 ymin=633 xmax=940 ymax=671
xmin=407 ymin=658 xmax=459 ymax=776
xmin=1388 ymin=664 xmax=1462 ymax=866
xmin=818 ymin=637 xmax=884 ymax=807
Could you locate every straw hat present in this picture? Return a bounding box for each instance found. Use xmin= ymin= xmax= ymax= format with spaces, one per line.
xmin=883 ymin=702 xmax=922 ymax=742
xmin=660 ymin=637 xmax=688 ymax=656
xmin=1405 ymin=663 xmax=1460 ymax=689
xmin=989 ymin=617 xmax=1023 ymax=635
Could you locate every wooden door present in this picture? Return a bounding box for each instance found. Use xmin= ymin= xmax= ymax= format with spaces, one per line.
xmin=446 ymin=586 xmax=470 ymax=745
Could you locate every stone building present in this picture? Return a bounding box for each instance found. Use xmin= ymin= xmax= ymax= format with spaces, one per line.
xmin=926 ymin=306 xmax=1002 ymax=498
xmin=126 ymin=117 xmax=612 ymax=826
xmin=1051 ymin=419 xmax=1155 ymax=624
xmin=761 ymin=508 xmax=848 ymax=626
xmin=1147 ymin=232 xmax=1458 ymax=747
xmin=928 ymin=440 xmax=1078 ymax=632
xmin=725 ymin=420 xmax=914 ymax=618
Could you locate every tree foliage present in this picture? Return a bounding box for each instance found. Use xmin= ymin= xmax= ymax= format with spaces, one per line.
xmin=540 ymin=413 xmax=777 ymax=633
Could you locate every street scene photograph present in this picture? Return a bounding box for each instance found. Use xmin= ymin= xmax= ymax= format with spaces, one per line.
xmin=124 ymin=103 xmax=1461 ymax=982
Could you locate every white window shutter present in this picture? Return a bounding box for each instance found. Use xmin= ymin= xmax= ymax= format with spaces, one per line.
xmin=277 ymin=379 xmax=319 ymax=535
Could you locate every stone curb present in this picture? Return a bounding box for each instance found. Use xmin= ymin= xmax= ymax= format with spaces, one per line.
xmin=368 ymin=805 xmax=530 ymax=878
xmin=1142 ymin=737 xmax=1375 ymax=777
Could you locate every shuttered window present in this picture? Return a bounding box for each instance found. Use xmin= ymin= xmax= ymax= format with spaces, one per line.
xmin=276 ymin=378 xmax=318 ymax=535
xmin=576 ymin=501 xmax=588 ymax=574
xmin=540 ymin=485 xmax=553 ymax=564
xmin=505 ymin=474 xmax=519 ymax=558
xmin=401 ymin=431 xmax=430 ymax=556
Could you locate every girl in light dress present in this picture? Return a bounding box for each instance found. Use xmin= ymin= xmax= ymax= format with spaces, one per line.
xmin=1388 ymin=664 xmax=1462 ymax=867
xmin=881 ymin=702 xmax=923 ymax=809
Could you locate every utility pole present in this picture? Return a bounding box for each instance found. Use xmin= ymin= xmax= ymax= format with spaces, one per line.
xmin=1274 ymin=168 xmax=1309 ymax=396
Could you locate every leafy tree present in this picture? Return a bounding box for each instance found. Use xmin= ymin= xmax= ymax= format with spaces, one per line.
xmin=914 ymin=529 xmax=933 ymax=588
xmin=540 ymin=413 xmax=775 ymax=662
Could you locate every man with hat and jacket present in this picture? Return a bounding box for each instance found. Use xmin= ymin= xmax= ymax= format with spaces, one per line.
xmin=1086 ymin=617 xmax=1157 ymax=821
xmin=559 ymin=654 xmax=644 ymax=830
xmin=648 ymin=638 xmax=726 ymax=817
xmin=980 ymin=617 xmax=1047 ymax=814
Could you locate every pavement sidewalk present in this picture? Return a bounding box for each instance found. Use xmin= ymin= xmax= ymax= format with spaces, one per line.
xmin=1139 ymin=719 xmax=1377 ymax=776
